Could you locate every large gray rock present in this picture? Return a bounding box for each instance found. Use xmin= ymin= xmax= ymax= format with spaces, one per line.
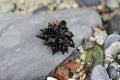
xmin=0 ymin=8 xmax=102 ymax=80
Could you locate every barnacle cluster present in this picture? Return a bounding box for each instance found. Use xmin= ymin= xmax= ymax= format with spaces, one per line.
xmin=36 ymin=20 xmax=75 ymax=55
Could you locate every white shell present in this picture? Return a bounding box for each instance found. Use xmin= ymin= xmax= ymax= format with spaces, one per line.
xmin=47 ymin=77 xmax=57 ymax=80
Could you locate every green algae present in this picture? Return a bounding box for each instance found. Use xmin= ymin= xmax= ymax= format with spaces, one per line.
xmin=85 ymin=44 xmax=104 ymax=68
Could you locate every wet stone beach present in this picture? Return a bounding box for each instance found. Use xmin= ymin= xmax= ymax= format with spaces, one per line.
xmin=0 ymin=0 xmax=120 ymax=80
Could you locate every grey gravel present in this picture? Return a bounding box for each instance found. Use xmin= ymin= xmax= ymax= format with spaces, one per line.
xmin=91 ymin=65 xmax=109 ymax=80
xmin=0 ymin=8 xmax=102 ymax=80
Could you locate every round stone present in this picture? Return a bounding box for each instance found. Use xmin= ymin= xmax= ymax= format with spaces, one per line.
xmin=105 ymin=0 xmax=119 ymax=9
xmin=108 ymin=67 xmax=117 ymax=79
xmin=91 ymin=65 xmax=109 ymax=80
xmin=103 ymin=33 xmax=120 ymax=50
xmin=104 ymin=42 xmax=120 ymax=63
xmin=107 ymin=15 xmax=120 ymax=34
xmin=107 ymin=62 xmax=118 ymax=79
xmin=109 ymin=62 xmax=119 ymax=68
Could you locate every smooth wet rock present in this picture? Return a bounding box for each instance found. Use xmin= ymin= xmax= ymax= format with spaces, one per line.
xmin=107 ymin=62 xmax=118 ymax=79
xmin=32 ymin=6 xmax=49 ymax=14
xmin=105 ymin=0 xmax=119 ymax=9
xmin=107 ymin=15 xmax=120 ymax=34
xmin=76 ymin=0 xmax=101 ymax=6
xmin=91 ymin=65 xmax=109 ymax=80
xmin=109 ymin=62 xmax=119 ymax=68
xmin=103 ymin=33 xmax=120 ymax=50
xmin=0 ymin=8 xmax=102 ymax=80
xmin=107 ymin=67 xmax=117 ymax=80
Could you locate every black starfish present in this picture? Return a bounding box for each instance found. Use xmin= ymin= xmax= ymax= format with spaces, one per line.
xmin=36 ymin=20 xmax=75 ymax=55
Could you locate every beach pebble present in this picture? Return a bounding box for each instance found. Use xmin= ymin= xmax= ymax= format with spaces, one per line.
xmin=103 ymin=33 xmax=120 ymax=50
xmin=107 ymin=67 xmax=117 ymax=79
xmin=91 ymin=65 xmax=109 ymax=80
xmin=104 ymin=42 xmax=120 ymax=62
xmin=105 ymin=0 xmax=119 ymax=9
xmin=107 ymin=15 xmax=120 ymax=34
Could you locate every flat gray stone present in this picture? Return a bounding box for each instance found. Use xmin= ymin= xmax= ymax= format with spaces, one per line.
xmin=91 ymin=65 xmax=109 ymax=80
xmin=0 ymin=8 xmax=102 ymax=80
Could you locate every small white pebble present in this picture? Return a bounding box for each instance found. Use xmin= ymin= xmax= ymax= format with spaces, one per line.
xmin=68 ymin=78 xmax=73 ymax=80
xmin=47 ymin=77 xmax=57 ymax=80
xmin=76 ymin=59 xmax=80 ymax=62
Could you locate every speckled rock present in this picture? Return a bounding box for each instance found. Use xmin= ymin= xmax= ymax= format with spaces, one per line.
xmin=91 ymin=65 xmax=109 ymax=80
xmin=76 ymin=0 xmax=101 ymax=6
xmin=109 ymin=62 xmax=119 ymax=68
xmin=104 ymin=42 xmax=120 ymax=62
xmin=105 ymin=0 xmax=119 ymax=9
xmin=0 ymin=8 xmax=102 ymax=80
xmin=103 ymin=33 xmax=120 ymax=50
xmin=107 ymin=15 xmax=120 ymax=34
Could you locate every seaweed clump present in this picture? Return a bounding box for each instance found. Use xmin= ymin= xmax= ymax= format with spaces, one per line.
xmin=36 ymin=20 xmax=75 ymax=55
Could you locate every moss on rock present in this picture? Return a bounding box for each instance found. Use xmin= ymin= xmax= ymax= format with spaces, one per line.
xmin=85 ymin=44 xmax=104 ymax=68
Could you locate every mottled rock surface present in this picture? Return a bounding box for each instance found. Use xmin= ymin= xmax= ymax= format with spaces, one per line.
xmin=104 ymin=42 xmax=120 ymax=62
xmin=91 ymin=65 xmax=109 ymax=80
xmin=0 ymin=8 xmax=102 ymax=80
